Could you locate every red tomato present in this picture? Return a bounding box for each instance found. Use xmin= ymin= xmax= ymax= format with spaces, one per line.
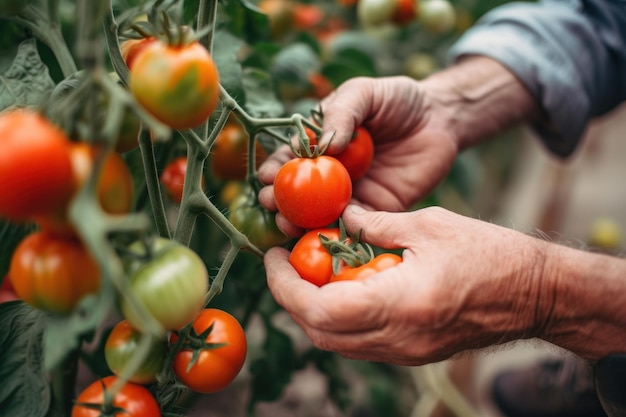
xmin=0 ymin=275 xmax=19 ymax=303
xmin=392 ymin=0 xmax=418 ymax=25
xmin=330 ymin=253 xmax=402 ymax=282
xmin=37 ymin=143 xmax=134 ymax=235
xmin=293 ymin=4 xmax=324 ymax=30
xmin=307 ymin=73 xmax=334 ymax=99
xmin=104 ymin=320 xmax=167 ymax=385
xmin=289 ymin=228 xmax=342 ymax=286
xmin=0 ymin=109 xmax=74 ymax=221
xmin=171 ymin=308 xmax=247 ymax=393
xmin=210 ymin=123 xmax=267 ymax=181
xmin=72 ymin=376 xmax=161 ymax=417
xmin=120 ymin=37 xmax=157 ymax=70
xmin=160 ymin=156 xmax=203 ymax=204
xmin=129 ymin=40 xmax=220 ymax=130
xmin=9 ymin=231 xmax=100 ymax=315
xmin=273 ymin=156 xmax=352 ymax=229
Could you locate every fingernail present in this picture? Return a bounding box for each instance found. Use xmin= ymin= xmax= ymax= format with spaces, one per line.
xmin=348 ymin=204 xmax=365 ymax=214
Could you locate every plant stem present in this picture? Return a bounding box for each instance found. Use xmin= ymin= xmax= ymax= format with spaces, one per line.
xmin=197 ymin=0 xmax=218 ymax=54
xmin=139 ymin=128 xmax=171 ymax=239
xmin=48 ymin=345 xmax=80 ymax=417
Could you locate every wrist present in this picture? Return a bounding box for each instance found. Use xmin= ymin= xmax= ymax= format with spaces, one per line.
xmin=420 ymin=55 xmax=543 ymax=150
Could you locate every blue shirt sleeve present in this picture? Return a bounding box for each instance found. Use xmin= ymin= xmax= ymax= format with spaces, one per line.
xmin=448 ymin=0 xmax=626 ymax=157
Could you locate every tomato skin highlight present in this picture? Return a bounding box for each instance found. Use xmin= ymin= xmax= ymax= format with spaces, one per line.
xmin=171 ymin=308 xmax=247 ymax=393
xmin=289 ymin=228 xmax=341 ymax=287
xmin=9 ymin=232 xmax=100 ymax=315
xmin=273 ymin=156 xmax=352 ymax=229
xmin=105 ymin=320 xmax=167 ymax=385
xmin=121 ymin=238 xmax=209 ymax=331
xmin=129 ymin=40 xmax=220 ymax=130
xmin=0 ymin=109 xmax=74 ymax=221
xmin=330 ymin=253 xmax=402 ymax=282
xmin=72 ymin=376 xmax=162 ymax=417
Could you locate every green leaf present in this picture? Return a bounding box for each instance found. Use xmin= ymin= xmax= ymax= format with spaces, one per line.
xmin=221 ymin=0 xmax=271 ymax=45
xmin=0 ymin=302 xmax=50 ymax=417
xmin=0 ymin=221 xmax=36 ymax=279
xmin=242 ymin=67 xmax=284 ymax=117
xmin=0 ymin=38 xmax=55 ymax=111
xmin=213 ymin=30 xmax=246 ymax=106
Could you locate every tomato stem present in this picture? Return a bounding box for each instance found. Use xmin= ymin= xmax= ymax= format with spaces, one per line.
xmin=139 ymin=128 xmax=171 ymax=239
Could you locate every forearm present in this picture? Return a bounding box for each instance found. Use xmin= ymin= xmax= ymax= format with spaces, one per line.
xmin=420 ymin=56 xmax=543 ymax=151
xmin=539 ymin=244 xmax=626 ymax=361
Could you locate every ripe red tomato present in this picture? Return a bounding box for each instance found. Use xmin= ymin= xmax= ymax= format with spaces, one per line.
xmin=120 ymin=37 xmax=157 ymax=70
xmin=289 ymin=228 xmax=342 ymax=286
xmin=72 ymin=376 xmax=161 ymax=417
xmin=160 ymin=156 xmax=201 ymax=204
xmin=9 ymin=231 xmax=100 ymax=315
xmin=129 ymin=40 xmax=220 ymax=130
xmin=104 ymin=320 xmax=167 ymax=385
xmin=37 ymin=143 xmax=134 ymax=235
xmin=228 ymin=192 xmax=290 ymax=250
xmin=121 ymin=238 xmax=208 ymax=331
xmin=293 ymin=4 xmax=324 ymax=30
xmin=0 ymin=275 xmax=19 ymax=303
xmin=392 ymin=0 xmax=418 ymax=25
xmin=171 ymin=308 xmax=247 ymax=393
xmin=330 ymin=253 xmax=402 ymax=282
xmin=210 ymin=123 xmax=267 ymax=181
xmin=0 ymin=109 xmax=74 ymax=221
xmin=273 ymin=156 xmax=352 ymax=229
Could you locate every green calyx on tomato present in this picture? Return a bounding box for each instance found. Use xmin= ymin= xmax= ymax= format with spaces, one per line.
xmin=170 ymin=308 xmax=247 ymax=393
xmin=121 ymin=237 xmax=209 ymax=332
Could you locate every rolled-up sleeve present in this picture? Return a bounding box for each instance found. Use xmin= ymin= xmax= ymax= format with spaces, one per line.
xmin=448 ymin=0 xmax=626 ymax=157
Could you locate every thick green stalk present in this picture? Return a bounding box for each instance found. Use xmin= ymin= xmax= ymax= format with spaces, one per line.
xmin=139 ymin=129 xmax=171 ymax=239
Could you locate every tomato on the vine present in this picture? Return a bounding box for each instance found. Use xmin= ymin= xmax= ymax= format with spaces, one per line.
xmin=289 ymin=228 xmax=342 ymax=287
xmin=9 ymin=231 xmax=100 ymax=315
xmin=273 ymin=155 xmax=352 ymax=229
xmin=418 ymin=0 xmax=457 ymax=34
xmin=72 ymin=376 xmax=161 ymax=417
xmin=129 ymin=40 xmax=220 ymax=130
xmin=330 ymin=253 xmax=402 ymax=282
xmin=210 ymin=123 xmax=267 ymax=181
xmin=228 ymin=192 xmax=290 ymax=250
xmin=104 ymin=320 xmax=167 ymax=385
xmin=160 ymin=156 xmax=203 ymax=204
xmin=120 ymin=37 xmax=157 ymax=70
xmin=0 ymin=109 xmax=75 ymax=221
xmin=392 ymin=0 xmax=419 ymax=25
xmin=0 ymin=275 xmax=19 ymax=303
xmin=121 ymin=238 xmax=208 ymax=331
xmin=170 ymin=308 xmax=247 ymax=393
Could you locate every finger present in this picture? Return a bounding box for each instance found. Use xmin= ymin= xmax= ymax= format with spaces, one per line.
xmin=341 ymin=204 xmax=416 ymax=249
xmin=258 ymin=185 xmax=277 ymax=212
xmin=274 ymin=212 xmax=306 ymax=238
xmin=257 ymin=145 xmax=295 ymax=185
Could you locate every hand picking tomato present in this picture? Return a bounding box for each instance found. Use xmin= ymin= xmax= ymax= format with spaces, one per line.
xmin=121 ymin=238 xmax=208 ymax=331
xmin=273 ymin=156 xmax=352 ymax=229
xmin=171 ymin=308 xmax=247 ymax=393
xmin=72 ymin=376 xmax=161 ymax=417
xmin=228 ymin=192 xmax=290 ymax=250
xmin=330 ymin=253 xmax=402 ymax=282
xmin=9 ymin=231 xmax=100 ymax=315
xmin=0 ymin=109 xmax=75 ymax=221
xmin=289 ymin=228 xmax=342 ymax=286
xmin=210 ymin=123 xmax=268 ymax=181
xmin=129 ymin=40 xmax=220 ymax=130
xmin=105 ymin=320 xmax=167 ymax=385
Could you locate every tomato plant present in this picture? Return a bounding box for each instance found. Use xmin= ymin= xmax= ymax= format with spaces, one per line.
xmin=210 ymin=122 xmax=268 ymax=181
xmin=0 ymin=109 xmax=75 ymax=222
xmin=228 ymin=191 xmax=290 ymax=250
xmin=9 ymin=231 xmax=100 ymax=315
xmin=129 ymin=39 xmax=220 ymax=130
xmin=273 ymin=155 xmax=352 ymax=229
xmin=170 ymin=308 xmax=247 ymax=393
xmin=289 ymin=228 xmax=342 ymax=286
xmin=104 ymin=320 xmax=167 ymax=385
xmin=121 ymin=238 xmax=208 ymax=331
xmin=72 ymin=376 xmax=161 ymax=417
xmin=330 ymin=252 xmax=402 ymax=282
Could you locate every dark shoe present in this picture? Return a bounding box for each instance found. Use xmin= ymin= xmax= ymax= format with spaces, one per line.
xmin=491 ymin=356 xmax=608 ymax=417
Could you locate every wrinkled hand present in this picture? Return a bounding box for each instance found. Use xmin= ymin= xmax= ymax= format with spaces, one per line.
xmin=258 ymin=76 xmax=459 ymax=236
xmin=264 ymin=205 xmax=549 ymax=365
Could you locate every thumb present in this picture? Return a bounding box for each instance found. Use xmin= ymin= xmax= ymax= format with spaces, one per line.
xmin=341 ymin=204 xmax=414 ymax=249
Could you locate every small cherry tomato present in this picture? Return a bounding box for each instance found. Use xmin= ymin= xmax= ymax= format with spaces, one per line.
xmin=228 ymin=192 xmax=290 ymax=250
xmin=171 ymin=308 xmax=247 ymax=393
xmin=289 ymin=228 xmax=342 ymax=287
xmin=0 ymin=109 xmax=74 ymax=221
xmin=72 ymin=376 xmax=161 ymax=417
xmin=392 ymin=0 xmax=418 ymax=25
xmin=104 ymin=320 xmax=167 ymax=385
xmin=9 ymin=231 xmax=100 ymax=315
xmin=274 ymin=156 xmax=352 ymax=229
xmin=210 ymin=123 xmax=268 ymax=181
xmin=330 ymin=253 xmax=402 ymax=282
xmin=160 ymin=156 xmax=204 ymax=204
xmin=130 ymin=40 xmax=220 ymax=130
